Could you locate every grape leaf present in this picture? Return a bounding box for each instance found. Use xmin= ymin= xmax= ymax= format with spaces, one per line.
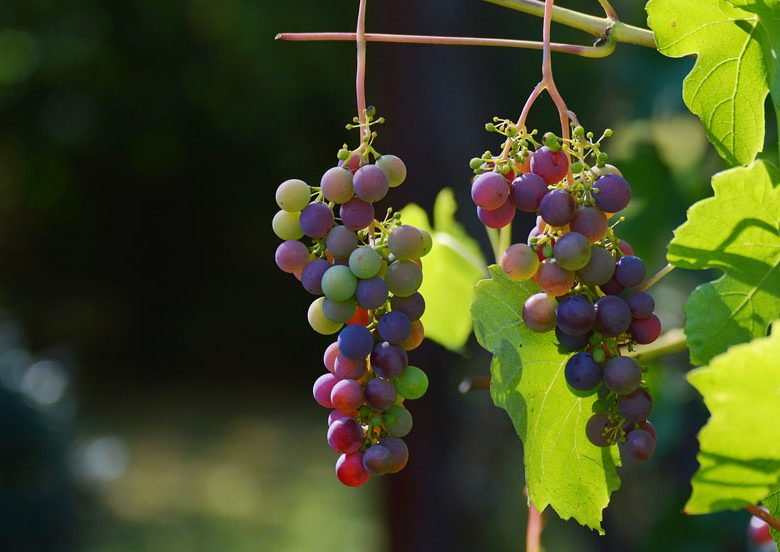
xmin=646 ymin=0 xmax=780 ymax=166
xmin=685 ymin=323 xmax=780 ymax=514
xmin=471 ymin=266 xmax=620 ymax=533
xmin=667 ymin=160 xmax=780 ymax=365
xmin=400 ymin=189 xmax=486 ymax=351
xmin=764 ymin=489 xmax=780 ymax=545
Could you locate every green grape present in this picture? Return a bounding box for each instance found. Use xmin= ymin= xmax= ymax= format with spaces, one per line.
xmin=308 ymin=297 xmax=344 ymax=335
xmin=385 ymin=260 xmax=423 ymax=297
xmin=322 ymin=298 xmax=357 ymax=324
xmin=388 ymin=225 xmax=425 ymax=260
xmin=394 ymin=366 xmax=428 ymax=400
xmin=321 ymin=265 xmax=358 ymax=302
xmin=348 ymin=246 xmax=382 ymax=279
xmin=383 ymin=405 xmax=413 ymax=437
xmin=275 ymin=179 xmax=311 ymax=212
xmin=419 ymin=229 xmax=433 ymax=257
xmin=376 ymin=155 xmax=407 ymax=187
xmin=272 ymin=210 xmax=304 ymax=240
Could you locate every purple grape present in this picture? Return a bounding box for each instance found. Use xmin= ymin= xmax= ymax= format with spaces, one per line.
xmin=365 ymin=377 xmax=397 ymax=411
xmin=340 ymin=198 xmax=375 ymax=231
xmin=599 ymin=275 xmax=625 ymax=296
xmin=336 ymin=451 xmax=370 ymax=487
xmin=530 ymin=146 xmax=569 ymax=184
xmin=603 ymin=356 xmax=641 ymax=395
xmin=362 ymin=444 xmax=393 ymax=474
xmin=313 ymin=373 xmax=339 ymax=408
xmin=535 ymin=259 xmax=575 ymax=297
xmin=275 ymin=240 xmax=310 ymax=273
xmin=630 ymin=314 xmax=661 ymax=344
xmin=577 ymin=246 xmax=615 ymax=286
xmin=299 ymin=202 xmax=334 ymax=239
xmin=555 ymin=295 xmax=596 ymax=336
xmin=522 ymin=292 xmax=557 ymax=332
xmin=570 ymin=206 xmax=608 ymax=242
xmin=477 ymin=200 xmax=516 ymax=229
xmin=380 ymin=436 xmax=409 ymax=473
xmin=353 ymin=164 xmax=389 ymax=203
xmin=619 ymin=240 xmax=634 ymax=256
xmin=378 ymin=311 xmax=411 ymax=344
xmin=301 ymin=259 xmax=330 ymax=295
xmin=390 ymin=292 xmax=425 ymax=321
xmin=564 ymin=352 xmax=602 ymax=393
xmin=626 ymin=291 xmax=655 ymax=319
xmin=595 ymin=295 xmax=632 ymax=336
xmin=555 ymin=326 xmax=592 ymax=352
xmin=624 ymin=420 xmax=657 ymax=442
xmin=388 ymin=225 xmax=425 ymax=260
xmin=338 ymin=324 xmax=374 ymax=360
xmin=321 ymin=166 xmax=354 ymax=204
xmin=355 ymin=277 xmax=389 ymax=309
xmin=623 ymin=429 xmax=655 ymax=461
xmin=326 ymin=225 xmax=358 ymax=260
xmin=385 ymin=260 xmax=423 ymax=297
xmin=615 ymin=256 xmax=646 ymax=288
xmin=593 ymin=174 xmax=632 ymax=213
xmin=617 ymin=387 xmax=653 ymax=423
xmin=511 ymin=173 xmax=548 ymax=212
xmin=553 ymin=232 xmax=592 ymax=271
xmin=471 ymin=172 xmax=510 ymax=210
xmin=370 ymin=341 xmax=408 ymax=379
xmin=334 ymin=354 xmax=367 ymax=380
xmin=539 ymin=189 xmax=575 ymax=227
xmin=327 ymin=417 xmax=364 ymax=453
xmin=331 ymin=379 xmax=364 ymax=413
xmin=586 ymin=412 xmax=613 ymax=447
xmin=328 ymin=409 xmax=350 ymax=426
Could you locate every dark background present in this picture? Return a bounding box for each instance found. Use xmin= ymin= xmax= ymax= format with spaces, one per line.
xmin=0 ymin=0 xmax=776 ymax=550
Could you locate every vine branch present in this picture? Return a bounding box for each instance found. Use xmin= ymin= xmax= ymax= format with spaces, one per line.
xmin=746 ymin=504 xmax=780 ymax=532
xmin=355 ymin=0 xmax=369 ymax=142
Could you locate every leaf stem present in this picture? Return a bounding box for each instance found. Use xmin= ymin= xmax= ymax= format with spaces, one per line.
xmin=639 ymin=262 xmax=675 ymax=291
xmin=487 ymin=227 xmax=502 ymax=264
xmin=498 ymin=223 xmax=513 ymax=259
xmin=624 ymin=328 xmax=688 ymax=361
xmin=746 ymin=504 xmax=780 ymax=532
xmin=526 ymin=495 xmax=544 ymax=552
xmin=275 ymin=32 xmax=615 ymax=58
xmin=483 ymin=0 xmax=656 ymax=48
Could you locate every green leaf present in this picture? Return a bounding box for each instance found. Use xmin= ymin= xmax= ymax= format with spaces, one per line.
xmin=400 ymin=189 xmax=486 ymax=351
xmin=646 ymin=0 xmax=779 ymax=166
xmin=667 ymin=160 xmax=780 ymax=365
xmin=685 ymin=323 xmax=780 ymax=514
xmin=764 ymin=489 xmax=780 ymax=545
xmin=471 ymin=266 xmax=620 ymax=533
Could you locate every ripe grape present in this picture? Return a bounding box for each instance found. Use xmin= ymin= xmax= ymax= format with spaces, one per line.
xmin=586 ymin=412 xmax=613 ymax=447
xmin=380 ymin=436 xmax=409 ymax=473
xmin=385 ymin=260 xmax=423 ymax=297
xmin=383 ymin=405 xmax=413 ymax=437
xmin=553 ymin=232 xmax=592 ymax=271
xmin=564 ymin=352 xmax=602 ymax=393
xmin=399 ymin=319 xmax=425 ymax=351
xmin=617 ymin=387 xmax=653 ymax=423
xmin=618 ymin=240 xmax=634 ymax=256
xmin=321 ymin=167 xmax=355 ymax=204
xmin=321 ymin=265 xmax=358 ymax=302
xmin=272 ymin=210 xmax=304 ymax=240
xmin=623 ymin=429 xmax=655 ymax=462
xmin=275 ymin=178 xmax=311 ymax=212
xmin=355 ymin=277 xmax=389 ymax=309
xmin=593 ymin=174 xmax=632 ymax=213
xmin=371 ymin=341 xmax=408 ymax=379
xmin=522 ymin=293 xmax=557 ymax=332
xmin=340 ymin=198 xmax=375 ymax=231
xmin=301 ymin=258 xmax=330 ymax=295
xmin=535 ymin=259 xmax=575 ymax=296
xmin=327 ymin=418 xmax=364 ymax=453
xmin=630 ymin=314 xmax=661 ymax=344
xmin=323 ymin=342 xmax=340 ymax=373
xmin=603 ymin=356 xmax=641 ymax=395
xmin=395 ymin=365 xmax=428 ymax=400
xmin=348 ymin=246 xmax=382 ymax=279
xmin=595 ymin=295 xmax=632 ymax=336
xmin=328 ymin=409 xmax=350 ymax=426
xmin=614 ymin=255 xmax=646 ymax=288
xmin=275 ymin=240 xmax=310 ymax=273
xmin=623 ymin=420 xmax=657 ymax=442
xmin=308 ymin=297 xmax=344 ymax=335
xmin=299 ymin=202 xmax=335 ymax=239
xmin=388 ymin=225 xmax=425 ymax=259
xmin=501 ymin=243 xmax=539 ymax=281
xmin=570 ymin=206 xmax=608 ymax=242
xmin=555 ymin=326 xmax=591 ymax=352
xmin=390 ymin=292 xmax=425 ymax=320
xmin=556 ymin=295 xmax=596 ymax=336
xmin=362 ymin=444 xmax=393 ymax=474
xmin=530 ymin=146 xmax=569 ymax=184
xmin=376 ymin=154 xmax=407 ymax=187
xmin=322 ymin=298 xmax=357 ymax=324
xmin=477 ymin=200 xmax=516 ymax=229
xmin=352 ymin=164 xmax=389 ymax=203
xmin=331 ymin=379 xmax=364 ymax=413
xmin=626 ymin=291 xmax=655 ymax=319
xmin=379 ymin=311 xmax=412 ymax=344
xmin=336 ymin=451 xmax=371 ymax=487
xmin=599 ymin=275 xmax=625 ymax=296
xmin=326 ymin=226 xmax=358 ymax=260
xmin=313 ymin=372 xmax=339 ymax=408
xmin=511 ymin=173 xmax=548 ymax=212
xmin=539 ymin=189 xmax=575 ymax=227
xmin=338 ymin=324 xmax=374 ymax=360
xmin=334 ymin=354 xmax=367 ymax=380
xmin=365 ymin=378 xmax=397 ymax=411
xmin=471 ymin=172 xmax=509 ymax=210
xmin=577 ymin=246 xmax=615 ymax=286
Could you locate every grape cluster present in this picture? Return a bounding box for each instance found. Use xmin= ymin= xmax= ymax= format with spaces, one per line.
xmin=273 ymin=115 xmax=430 ymax=486
xmin=470 ymin=124 xmax=661 ymax=462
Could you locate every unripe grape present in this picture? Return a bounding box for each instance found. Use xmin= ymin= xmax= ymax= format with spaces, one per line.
xmin=472 ymin=172 xmax=510 ymax=210
xmin=308 ymin=297 xmax=344 ymax=335
xmin=301 ymin=258 xmax=330 ymax=295
xmin=349 ymin=246 xmax=382 ymax=279
xmin=321 ymin=265 xmax=358 ymax=302
xmin=570 ymin=207 xmax=608 ymax=242
xmin=376 ymin=155 xmax=407 ymax=187
xmin=326 ymin=225 xmax=359 ymax=260
xmin=395 ymin=365 xmax=428 ymax=400
xmin=353 ymin=164 xmax=389 ymax=202
xmin=553 ymin=232 xmax=592 ymax=271
xmin=321 ymin=167 xmax=355 ymax=204
xmin=577 ymin=246 xmax=615 ymax=286
xmin=385 ymin=260 xmax=423 ymax=297
xmin=399 ymin=319 xmax=425 ymax=351
xmin=272 ymin=210 xmax=304 ymax=240
xmin=522 ymin=293 xmax=557 ymax=332
xmin=276 ymin=179 xmax=311 ymax=211
xmin=419 ymin=229 xmax=433 ymax=257
xmin=536 ymin=259 xmax=575 ymax=296
xmin=501 ymin=243 xmax=539 ymax=281
xmin=383 ymin=405 xmax=413 ymax=437
xmin=322 ymin=297 xmax=357 ymax=324
xmin=388 ymin=225 xmax=425 ymax=259
xmin=275 ymin=240 xmax=310 ymax=273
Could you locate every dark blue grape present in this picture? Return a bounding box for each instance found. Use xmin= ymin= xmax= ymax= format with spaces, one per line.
xmin=617 ymin=388 xmax=653 ymax=423
xmin=301 ymin=259 xmax=330 ymax=295
xmin=299 ymin=202 xmax=334 ymax=238
xmin=555 ymin=295 xmax=596 ymax=336
xmin=338 ymin=325 xmax=374 ymax=360
xmin=370 ymin=341 xmax=408 ymax=379
xmin=595 ymin=296 xmax=632 ymax=336
xmin=378 ymin=311 xmax=411 ymax=344
xmin=586 ymin=413 xmax=613 ymax=447
xmin=599 ymin=275 xmax=625 ymax=296
xmin=390 ymin=292 xmax=425 ymax=321
xmin=626 ymin=291 xmax=655 ymax=319
xmin=555 ymin=326 xmax=592 ymax=352
xmin=564 ymin=352 xmax=602 ymax=393
xmin=623 ymin=429 xmax=655 ymax=461
xmin=614 ymin=255 xmax=646 ymax=288
xmin=539 ymin=189 xmax=575 ymax=227
xmin=603 ymin=356 xmax=642 ymax=395
xmin=355 ymin=277 xmax=389 ymax=309
xmin=593 ymin=174 xmax=632 ymax=212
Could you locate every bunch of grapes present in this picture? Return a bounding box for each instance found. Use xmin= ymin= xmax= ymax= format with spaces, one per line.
xmin=273 ymin=112 xmax=431 ymax=486
xmin=470 ymin=123 xmax=661 ymax=462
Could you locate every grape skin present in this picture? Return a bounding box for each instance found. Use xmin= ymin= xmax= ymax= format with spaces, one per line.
xmin=371 ymin=342 xmax=408 ymax=379
xmin=623 ymin=429 xmax=655 ymax=462
xmin=348 ymin=246 xmax=382 ymax=279
xmin=626 ymin=291 xmax=655 ymax=319
xmin=321 ymin=265 xmax=358 ymax=302
xmin=338 ymin=324 xmax=374 ymax=360
xmin=275 ymin=240 xmax=310 ymax=273
xmin=383 ymin=405 xmax=413 ymax=436
xmin=564 ymin=352 xmax=602 ymax=393
xmin=313 ymin=373 xmax=339 ymax=408
xmin=301 ymin=258 xmax=330 ymax=295
xmin=555 ymin=327 xmax=591 ymax=352
xmin=308 ymin=297 xmax=344 ymax=335
xmin=388 ymin=225 xmax=425 ymax=259
xmin=272 ymin=210 xmax=304 ymax=241
xmin=355 ymin=277 xmax=389 ymax=309
xmin=586 ymin=413 xmax=613 ymax=447
xmin=615 ymin=255 xmax=646 ymax=288
xmin=617 ymin=387 xmax=653 ymax=423
xmin=326 ymin=226 xmax=358 ymax=260
xmin=322 ymin=297 xmax=357 ymax=324
xmin=380 ymin=436 xmax=409 ymax=473
xmin=363 ymin=444 xmax=393 ymax=474
xmin=334 ymin=354 xmax=367 ymax=380
xmin=593 ymin=174 xmax=632 ymax=213
xmin=331 ymin=379 xmax=364 ymax=413
xmin=595 ymin=295 xmax=632 ymax=336
xmin=299 ymin=202 xmax=334 ymax=239
xmin=323 ymin=342 xmax=340 ymax=374
xmin=399 ymin=319 xmax=425 ymax=351
xmin=385 ymin=260 xmax=423 ymax=297
xmin=365 ymin=378 xmax=397 ymax=410
xmin=327 ymin=418 xmax=364 ymax=454
xmin=378 ymin=311 xmax=412 ymax=344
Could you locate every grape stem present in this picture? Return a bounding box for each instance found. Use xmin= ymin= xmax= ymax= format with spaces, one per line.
xmin=639 ymin=262 xmax=675 ymax=292
xmin=746 ymin=504 xmax=780 ymax=532
xmin=355 ymin=0 xmax=369 ymax=143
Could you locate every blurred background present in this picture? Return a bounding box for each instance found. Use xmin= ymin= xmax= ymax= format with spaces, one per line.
xmin=0 ymin=0 xmax=777 ymax=550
